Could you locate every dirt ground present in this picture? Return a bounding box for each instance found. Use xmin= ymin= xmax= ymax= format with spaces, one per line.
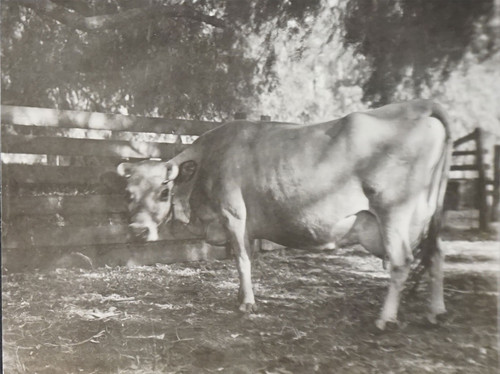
xmin=3 ymin=235 xmax=499 ymax=374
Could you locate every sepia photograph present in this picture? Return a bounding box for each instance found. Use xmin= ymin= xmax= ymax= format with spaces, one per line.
xmin=1 ymin=0 xmax=499 ymax=373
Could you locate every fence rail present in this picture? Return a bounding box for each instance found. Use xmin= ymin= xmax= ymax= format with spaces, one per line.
xmin=1 ymin=105 xmax=218 ymax=135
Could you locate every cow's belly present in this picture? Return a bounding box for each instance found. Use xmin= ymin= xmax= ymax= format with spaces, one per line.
xmin=257 ymin=214 xmax=362 ymax=250
xmin=247 ymin=180 xmax=369 ymax=249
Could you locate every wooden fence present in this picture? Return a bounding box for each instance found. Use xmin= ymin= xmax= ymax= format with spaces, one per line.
xmin=446 ymin=128 xmax=500 ymax=230
xmin=1 ymin=105 xmax=230 ymax=272
xmin=2 ymin=106 xmax=498 ymax=272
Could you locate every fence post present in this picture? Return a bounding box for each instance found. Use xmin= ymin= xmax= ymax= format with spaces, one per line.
xmin=257 ymin=114 xmax=269 ymax=251
xmin=47 ymin=155 xmax=59 ymax=166
xmin=475 ymin=128 xmax=489 ymax=230
xmin=491 ymin=145 xmax=500 ymax=222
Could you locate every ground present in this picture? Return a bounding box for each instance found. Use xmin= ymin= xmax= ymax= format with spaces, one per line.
xmin=2 ymin=233 xmax=498 ymax=373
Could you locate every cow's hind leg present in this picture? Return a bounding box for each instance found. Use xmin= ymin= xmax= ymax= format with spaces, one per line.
xmin=411 ymin=216 xmax=446 ymax=324
xmin=375 ymin=207 xmax=414 ymax=330
xmin=425 ymin=232 xmax=446 ymax=324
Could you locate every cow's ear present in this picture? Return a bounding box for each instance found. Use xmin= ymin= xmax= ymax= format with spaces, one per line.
xmin=117 ymin=163 xmax=133 ymax=178
xmin=177 ymin=160 xmax=197 ymax=183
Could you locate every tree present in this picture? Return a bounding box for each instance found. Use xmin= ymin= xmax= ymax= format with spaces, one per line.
xmin=2 ymin=0 xmax=498 ymax=121
xmin=344 ymin=0 xmax=498 ymax=106
xmin=1 ymin=0 xmax=320 ymax=120
xmin=246 ymin=0 xmax=499 ymax=123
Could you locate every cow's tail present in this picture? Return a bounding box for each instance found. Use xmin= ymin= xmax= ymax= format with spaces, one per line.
xmin=408 ymin=102 xmax=452 ymax=292
xmin=426 ymin=101 xmax=453 ymax=240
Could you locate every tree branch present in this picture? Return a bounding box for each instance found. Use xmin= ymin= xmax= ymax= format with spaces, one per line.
xmin=13 ymin=0 xmax=226 ymax=31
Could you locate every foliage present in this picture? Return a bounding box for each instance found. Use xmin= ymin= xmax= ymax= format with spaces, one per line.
xmin=1 ymin=0 xmax=320 ymax=120
xmin=245 ymin=1 xmax=368 ymax=122
xmin=245 ymin=0 xmax=499 ymax=126
xmin=1 ymin=0 xmax=499 ymax=124
xmin=344 ymin=0 xmax=497 ymax=106
xmin=437 ymin=53 xmax=500 ymax=138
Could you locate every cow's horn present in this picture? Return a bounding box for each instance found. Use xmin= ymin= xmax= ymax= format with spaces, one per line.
xmin=166 ymin=162 xmax=179 ymax=181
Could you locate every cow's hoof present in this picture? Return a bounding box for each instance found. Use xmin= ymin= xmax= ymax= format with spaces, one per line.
xmin=375 ymin=319 xmax=386 ymax=330
xmin=426 ymin=310 xmax=447 ymax=325
xmin=375 ymin=319 xmax=401 ymax=331
xmin=239 ymin=303 xmax=258 ymax=313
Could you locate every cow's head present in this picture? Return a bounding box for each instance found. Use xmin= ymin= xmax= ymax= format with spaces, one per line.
xmin=117 ymin=159 xmax=197 ymax=241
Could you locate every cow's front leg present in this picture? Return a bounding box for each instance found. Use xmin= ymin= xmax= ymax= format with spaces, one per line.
xmin=377 ymin=262 xmax=410 ymax=330
xmin=221 ymin=208 xmax=256 ymax=313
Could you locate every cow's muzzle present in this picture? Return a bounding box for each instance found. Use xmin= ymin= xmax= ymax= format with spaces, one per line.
xmin=129 ymin=223 xmax=159 ymax=242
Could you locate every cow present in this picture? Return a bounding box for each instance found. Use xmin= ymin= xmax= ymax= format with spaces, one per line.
xmin=117 ymin=100 xmax=451 ymax=330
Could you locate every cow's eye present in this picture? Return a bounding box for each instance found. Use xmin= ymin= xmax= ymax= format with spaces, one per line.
xmin=159 ymin=188 xmax=170 ymax=201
